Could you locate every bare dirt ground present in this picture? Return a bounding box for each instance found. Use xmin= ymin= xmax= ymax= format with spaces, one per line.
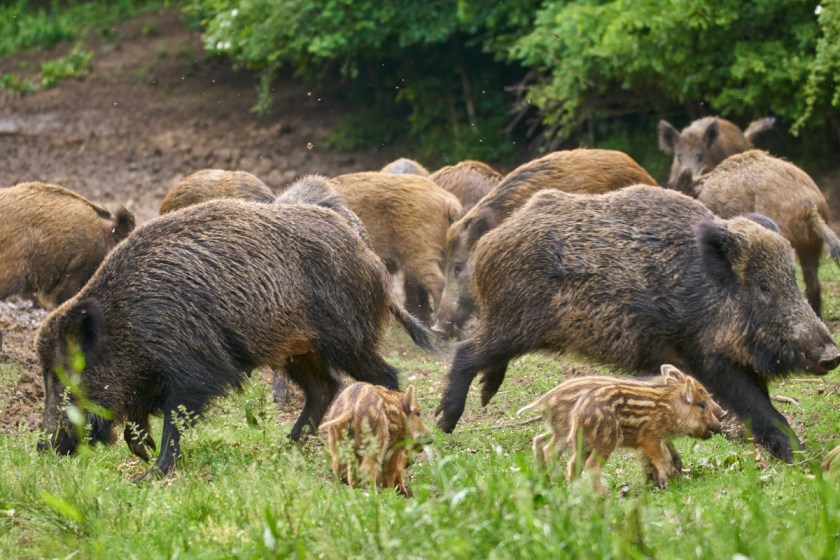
xmin=0 ymin=9 xmax=403 ymax=431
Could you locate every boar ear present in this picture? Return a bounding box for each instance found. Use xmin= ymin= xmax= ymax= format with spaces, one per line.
xmin=703 ymin=119 xmax=720 ymax=148
xmin=743 ymin=116 xmax=776 ymax=142
xmin=660 ymin=364 xmax=686 ymax=382
xmin=466 ymin=207 xmax=499 ymax=246
xmin=111 ymin=207 xmax=136 ymax=242
xmin=695 ymin=219 xmax=738 ymax=289
xmin=680 ymin=386 xmax=695 ymax=405
xmin=742 ymin=212 xmax=781 ymax=235
xmin=58 ymin=298 xmax=104 ymax=366
xmin=658 ymin=120 xmax=679 ymax=154
xmin=402 ymin=385 xmax=418 ymax=415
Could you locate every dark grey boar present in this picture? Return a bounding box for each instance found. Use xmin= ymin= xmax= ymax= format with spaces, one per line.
xmin=0 ymin=182 xmax=135 ymax=309
xmin=435 ymin=185 xmax=840 ymax=461
xmin=380 ymin=158 xmax=430 ymax=177
xmin=159 ymin=169 xmax=274 ymax=214
xmin=432 ymin=149 xmax=657 ymax=339
xmin=428 ymin=160 xmax=502 ymax=212
xmin=670 ymin=150 xmax=840 ymax=318
xmin=658 ymin=116 xmax=775 ymax=183
xmin=332 ymin=172 xmax=463 ymax=324
xmin=276 ymin=174 xmax=368 ymax=244
xmin=37 ymin=199 xmax=434 ymax=477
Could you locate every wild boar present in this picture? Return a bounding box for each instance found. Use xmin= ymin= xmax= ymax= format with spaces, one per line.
xmin=0 ymin=182 xmax=135 ymax=309
xmin=319 ymin=382 xmax=431 ymax=496
xmin=520 ymin=365 xmax=723 ymax=489
xmin=380 ymin=158 xmax=430 ymax=177
xmin=435 ymin=186 xmax=840 ymax=461
xmin=331 ymin=172 xmax=463 ymax=324
xmin=670 ymin=150 xmax=840 ymax=317
xmin=159 ymin=169 xmax=274 ymax=214
xmin=428 ymin=160 xmax=502 ymax=212
xmin=37 ymin=199 xmax=434 ymax=477
xmin=658 ymin=116 xmax=775 ymax=183
xmin=563 ymin=365 xmax=722 ymax=491
xmin=433 ymin=148 xmax=657 ymax=339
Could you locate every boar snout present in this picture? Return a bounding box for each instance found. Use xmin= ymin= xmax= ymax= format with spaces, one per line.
xmin=817 ymin=345 xmax=840 ymax=374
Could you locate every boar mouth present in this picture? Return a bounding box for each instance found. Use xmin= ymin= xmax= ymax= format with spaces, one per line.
xmin=806 ymin=347 xmax=840 ymax=375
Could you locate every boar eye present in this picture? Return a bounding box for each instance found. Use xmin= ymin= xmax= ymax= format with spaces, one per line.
xmin=453 ymin=263 xmax=465 ymax=276
xmin=698 ymin=400 xmax=707 ymax=410
xmin=759 ymin=283 xmax=773 ymax=301
xmin=697 ymin=154 xmax=704 ymax=163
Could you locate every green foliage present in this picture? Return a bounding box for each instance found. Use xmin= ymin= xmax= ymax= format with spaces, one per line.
xmin=511 ymin=0 xmax=821 ymax=146
xmin=0 ymin=1 xmax=169 ymax=56
xmin=796 ymin=0 xmax=840 ymax=133
xmin=1 ymin=45 xmax=92 ymax=96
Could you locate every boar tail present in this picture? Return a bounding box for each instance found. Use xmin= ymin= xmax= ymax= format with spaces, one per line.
xmin=809 ymin=207 xmax=840 ymax=264
xmin=318 ymin=411 xmax=351 ymax=432
xmin=110 ymin=207 xmax=136 ymax=242
xmin=516 ymin=396 xmax=547 ymax=417
xmin=743 ymin=116 xmax=776 ymax=143
xmin=388 ymin=298 xmax=437 ymax=353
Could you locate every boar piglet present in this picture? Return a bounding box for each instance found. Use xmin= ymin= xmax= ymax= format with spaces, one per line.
xmin=518 ymin=365 xmax=726 ymax=475
xmin=564 ymin=365 xmax=721 ymax=491
xmin=319 ymin=382 xmax=431 ymax=496
xmin=37 ymin=199 xmax=434 ymax=478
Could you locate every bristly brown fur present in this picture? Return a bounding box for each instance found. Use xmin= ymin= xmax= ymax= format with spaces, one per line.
xmin=433 ymin=148 xmax=657 ymax=340
xmin=429 ymin=160 xmax=502 ymax=212
xmin=319 ymin=382 xmax=430 ymax=496
xmin=159 ymin=169 xmax=274 ymax=214
xmin=0 ymin=182 xmax=136 ymax=309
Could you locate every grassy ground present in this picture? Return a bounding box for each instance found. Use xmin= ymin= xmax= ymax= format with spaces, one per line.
xmin=1 ymin=264 xmax=839 ymax=559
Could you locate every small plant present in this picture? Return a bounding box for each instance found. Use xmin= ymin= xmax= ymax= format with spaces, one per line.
xmin=39 ymin=45 xmax=92 ymax=88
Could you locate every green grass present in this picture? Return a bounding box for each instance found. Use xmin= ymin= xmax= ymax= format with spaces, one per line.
xmin=1 ymin=263 xmax=839 ymax=559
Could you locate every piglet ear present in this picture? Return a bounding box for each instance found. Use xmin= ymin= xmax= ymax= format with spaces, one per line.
xmin=660 ymin=364 xmax=685 ymax=383
xmin=681 ymin=386 xmax=694 ymax=405
xmin=402 ymin=385 xmax=417 ymax=415
xmin=658 ymin=120 xmax=679 ymax=154
xmin=466 ymin=206 xmax=499 ymax=247
xmin=696 ymin=219 xmax=738 ymax=289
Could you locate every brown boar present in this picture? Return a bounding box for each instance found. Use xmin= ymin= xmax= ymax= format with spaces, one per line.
xmin=670 ymin=150 xmax=840 ymax=318
xmin=37 ymin=199 xmax=435 ymax=477
xmin=159 ymin=169 xmax=274 ymax=214
xmin=433 ymin=149 xmax=657 ymax=339
xmin=658 ymin=116 xmax=775 ymax=183
xmin=562 ymin=365 xmax=722 ymax=491
xmin=331 ymin=172 xmax=463 ymax=324
xmin=381 ymin=158 xmax=430 ymax=176
xmin=0 ymin=182 xmax=135 ymax=309
xmin=428 ymin=160 xmax=502 ymax=212
xmin=319 ymin=382 xmax=431 ymax=496
xmin=435 ymin=186 xmax=840 ymax=461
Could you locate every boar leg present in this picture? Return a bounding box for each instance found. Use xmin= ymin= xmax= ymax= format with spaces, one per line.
xmin=287 ymin=353 xmax=340 ymax=440
xmin=532 ymin=432 xmax=549 ymax=469
xmin=798 ymin=248 xmax=822 ymax=318
xmin=639 ymin=439 xmax=671 ymax=489
xmin=403 ymin=277 xmax=432 ymax=325
xmin=383 ymin=449 xmax=410 ymax=497
xmin=334 ymin=349 xmax=400 ymax=391
xmin=478 ymin=362 xmax=508 ymax=406
xmin=150 ymin=403 xmax=188 ymax=477
xmin=699 ymin=365 xmax=798 ymax=461
xmin=665 ymin=441 xmax=683 ymax=475
xmin=124 ymin=415 xmax=156 ymax=462
xmin=435 ymin=336 xmax=518 ymax=432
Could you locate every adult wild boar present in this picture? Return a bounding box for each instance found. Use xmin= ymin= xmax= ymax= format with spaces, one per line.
xmin=37 ymin=199 xmax=434 ymax=477
xmin=671 ymin=150 xmax=840 ymax=318
xmin=159 ymin=169 xmax=274 ymax=214
xmin=428 ymin=160 xmax=502 ymax=212
xmin=435 ymin=186 xmax=840 ymax=461
xmin=432 ymin=149 xmax=657 ymax=339
xmin=0 ymin=182 xmax=135 ymax=309
xmin=380 ymin=157 xmax=430 ymax=176
xmin=658 ymin=116 xmax=775 ymax=183
xmin=331 ymin=172 xmax=463 ymax=324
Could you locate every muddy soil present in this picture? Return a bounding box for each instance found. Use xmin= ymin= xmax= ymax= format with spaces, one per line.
xmin=0 ymin=9 xmax=403 ymax=431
